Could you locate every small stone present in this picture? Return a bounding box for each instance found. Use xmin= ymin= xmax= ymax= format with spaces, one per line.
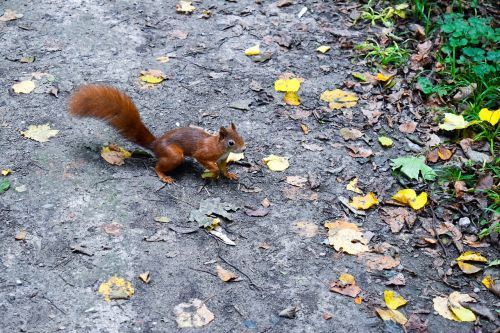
xmin=458 ymin=217 xmax=471 ymax=228
xmin=473 ymin=287 xmax=480 ymax=293
xmin=16 ymin=279 xmax=22 ymax=285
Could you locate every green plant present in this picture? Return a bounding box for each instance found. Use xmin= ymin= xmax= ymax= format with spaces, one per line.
xmin=355 ymin=40 xmax=410 ymax=68
xmin=412 ymin=0 xmax=434 ymax=34
xmin=361 ymin=2 xmax=409 ymax=27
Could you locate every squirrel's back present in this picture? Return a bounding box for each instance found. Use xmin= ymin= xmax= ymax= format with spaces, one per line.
xmin=69 ymin=85 xmax=156 ymax=149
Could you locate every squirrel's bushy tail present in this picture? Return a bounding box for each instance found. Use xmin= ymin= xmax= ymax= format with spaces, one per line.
xmin=69 ymin=85 xmax=156 ymax=149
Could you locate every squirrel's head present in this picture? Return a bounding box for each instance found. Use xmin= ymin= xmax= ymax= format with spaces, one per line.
xmin=219 ymin=123 xmax=245 ymax=153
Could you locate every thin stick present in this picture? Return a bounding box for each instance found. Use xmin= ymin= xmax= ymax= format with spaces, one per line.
xmin=430 ymin=204 xmax=448 ymax=258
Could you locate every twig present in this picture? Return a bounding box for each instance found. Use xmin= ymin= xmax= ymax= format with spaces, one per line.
xmin=218 ymin=253 xmax=260 ymax=291
xmin=188 ymin=266 xmax=218 ymax=277
xmin=430 ymin=204 xmax=448 ymax=258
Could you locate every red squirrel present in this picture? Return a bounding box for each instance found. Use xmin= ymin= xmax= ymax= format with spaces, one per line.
xmin=68 ymin=85 xmax=245 ymax=183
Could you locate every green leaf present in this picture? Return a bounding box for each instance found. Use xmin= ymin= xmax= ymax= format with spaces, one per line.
xmin=378 ymin=136 xmax=393 ymax=147
xmin=488 ymin=259 xmax=500 ymax=267
xmin=417 ymin=77 xmax=434 ymax=95
xmin=391 ymin=156 xmax=436 ymax=181
xmin=0 ymin=179 xmax=10 ymax=194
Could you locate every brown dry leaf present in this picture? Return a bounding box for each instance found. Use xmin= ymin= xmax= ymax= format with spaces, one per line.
xmin=103 ymin=223 xmax=123 ymax=236
xmin=358 ymin=253 xmax=400 ymax=271
xmin=339 ymin=128 xmax=363 ymax=141
xmin=261 ymin=198 xmax=271 ymax=208
xmin=437 ymin=147 xmax=453 ymax=160
xmin=325 ymin=220 xmax=370 ymax=255
xmin=286 ymin=176 xmax=308 ymax=188
xmin=398 ymin=122 xmax=416 ymax=134
xmin=282 ymin=186 xmax=318 ymax=201
xmin=323 ymin=312 xmax=332 ymax=320
xmin=386 ymin=273 xmax=406 ymax=286
xmin=101 ymin=144 xmax=132 ymax=166
xmin=293 ymin=221 xmax=319 ymax=238
xmin=426 ymin=149 xmax=439 ymax=163
xmin=170 ymin=30 xmax=188 ymax=39
xmin=380 ymin=207 xmax=416 ymax=233
xmin=476 ymin=173 xmax=494 ymax=191
xmin=435 ymin=222 xmax=463 ymax=251
xmin=244 ymin=207 xmax=269 ymax=217
xmin=0 ymin=9 xmax=22 ymax=22
xmin=300 ymin=124 xmax=310 ymax=135
xmin=15 ymin=230 xmax=27 ymax=240
xmin=454 ymin=181 xmax=467 ymax=198
xmin=330 ymin=273 xmax=361 ymax=298
xmin=216 ymin=265 xmax=239 ymax=282
xmin=347 ymin=145 xmax=373 ymax=158
xmin=258 ymin=242 xmax=271 ymax=250
xmin=410 ymin=40 xmax=433 ymax=70
xmin=346 ymin=177 xmax=363 ymax=194
xmin=302 ymin=143 xmax=323 ymax=151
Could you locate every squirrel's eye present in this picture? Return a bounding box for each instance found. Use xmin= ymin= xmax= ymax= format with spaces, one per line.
xmin=228 ymin=140 xmax=235 ymax=146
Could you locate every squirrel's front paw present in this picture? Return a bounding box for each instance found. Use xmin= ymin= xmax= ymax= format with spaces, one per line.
xmin=225 ymin=172 xmax=239 ymax=180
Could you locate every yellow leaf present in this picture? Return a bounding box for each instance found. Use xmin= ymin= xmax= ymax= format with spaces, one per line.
xmin=409 ymin=192 xmax=427 ymax=210
xmin=438 ymin=113 xmax=470 ymax=131
xmin=378 ymin=136 xmax=393 ymax=147
xmin=283 ymin=91 xmax=301 ymax=105
xmin=325 ymin=220 xmax=370 ymax=255
xmin=21 ymin=124 xmax=59 ymax=142
xmin=140 ymin=69 xmax=166 ymax=84
xmin=201 ymin=170 xmax=215 ymax=179
xmin=101 ymin=144 xmax=131 ymax=166
xmin=226 ymin=152 xmax=244 ymax=163
xmin=320 ymin=89 xmax=358 ymax=110
xmin=392 ymin=189 xmax=427 ymax=210
xmin=155 ymin=56 xmax=170 ymax=63
xmin=274 ymin=78 xmax=301 ymax=92
xmin=262 ymin=155 xmax=289 ymax=171
xmin=205 ymin=218 xmax=220 ymax=231
xmin=350 ymin=192 xmax=378 ymax=210
xmin=384 ymin=290 xmax=407 ymax=310
xmin=346 ymin=177 xmax=363 ymax=194
xmin=12 ymin=80 xmax=35 ymax=94
xmin=316 ymin=45 xmax=331 ymax=54
xmin=1 ymin=169 xmax=11 ymax=176
xmin=455 ymin=251 xmax=488 ymax=263
xmin=339 ymin=273 xmax=356 ymax=285
xmin=354 ymin=296 xmax=363 ymax=304
xmin=245 ymin=45 xmax=261 ymax=56
xmin=478 ymin=108 xmax=500 ymax=126
xmin=176 ymin=1 xmax=195 ymax=13
xmin=457 ymin=261 xmax=482 ymax=274
xmin=138 ymin=272 xmax=151 ymax=284
xmin=375 ymin=73 xmax=392 ymax=82
xmin=375 ymin=308 xmax=408 ymax=325
xmin=433 ymin=292 xmax=476 ymax=322
xmin=98 ymin=276 xmax=134 ymax=302
xmin=482 ymin=275 xmax=493 ymax=289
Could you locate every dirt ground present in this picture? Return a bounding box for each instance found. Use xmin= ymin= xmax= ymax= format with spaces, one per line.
xmin=0 ymin=0 xmax=498 ymax=332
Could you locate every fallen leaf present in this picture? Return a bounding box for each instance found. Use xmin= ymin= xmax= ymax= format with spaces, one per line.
xmin=386 ymin=273 xmax=406 ymax=286
xmin=140 ymin=69 xmax=166 ymax=84
xmin=478 ymin=108 xmax=500 ymax=126
xmin=346 ymin=177 xmax=363 ymax=194
xmin=347 ymin=145 xmax=373 ymax=158
xmin=375 ymin=73 xmax=393 ymax=82
xmin=323 ymin=312 xmax=332 ymax=320
xmin=302 ymin=143 xmax=323 ymax=151
xmin=245 ymin=44 xmax=261 ymax=56
xmin=300 ymin=123 xmax=309 ymax=135
xmin=433 ymin=292 xmax=476 ymax=322
xmin=354 ymin=296 xmax=363 ymax=304
xmin=375 ymin=308 xmax=408 ymax=325
xmin=384 ymin=290 xmax=407 ymax=310
xmin=380 ymin=207 xmax=416 ymax=233
xmin=392 ymin=189 xmax=428 ymax=210
xmin=15 ymin=230 xmax=27 ymax=240
xmin=263 ymin=155 xmax=289 ymax=171
xmin=138 ymin=272 xmax=151 ymax=284
xmin=320 ymin=89 xmax=358 ymax=110
xmin=103 ymin=223 xmax=123 ymax=236
xmin=282 ymin=186 xmax=318 ymax=201
xmin=286 ymin=176 xmax=308 ymax=188
xmin=98 ymin=276 xmax=134 ymax=302
xmin=170 ymin=30 xmax=188 ymax=39
xmin=378 ymin=136 xmax=393 ymax=147
xmin=283 ymin=91 xmax=301 ymax=106
xmin=155 ymin=56 xmax=170 ymax=63
xmin=0 ymin=179 xmax=11 ymax=194
xmin=455 ymin=251 xmax=488 ymax=263
xmin=438 ymin=113 xmax=471 ymax=131
xmin=437 ymin=147 xmax=453 ymax=160
xmin=330 ymin=273 xmax=361 ymax=297
xmin=316 ymin=45 xmax=331 ymax=53
xmin=101 ymin=144 xmax=132 ymax=166
xmin=216 ymin=265 xmax=239 ymax=282
xmin=325 ymin=219 xmax=370 ymax=255
xmin=12 ymin=80 xmax=35 ymax=94
xmin=188 ymin=197 xmax=239 ymax=228
xmin=154 ymin=216 xmax=171 ymax=223
xmin=244 ymin=207 xmax=269 ymax=217
xmin=0 ymin=9 xmax=22 ymax=22
xmin=261 ymin=198 xmax=270 ymax=207
xmin=175 ymin=1 xmax=195 ymax=13
xmin=1 ymin=169 xmax=11 ymax=176
xmin=456 ymin=261 xmax=482 ymax=274
xmin=293 ymin=221 xmax=318 ymax=238
xmin=274 ymin=78 xmax=300 ymax=92
xmin=21 ymin=124 xmax=59 ymax=142
xmin=390 ymin=156 xmax=436 ymax=181
xmin=14 ymin=185 xmax=26 ymax=193
xmin=209 ymin=226 xmax=235 ymax=246
xmin=339 ymin=128 xmax=363 ymax=141
xmin=350 ymin=192 xmax=378 ymax=210
xmin=226 ymin=152 xmax=244 ymax=163
xmin=279 ymin=306 xmax=299 ymax=318
xmin=359 ymin=253 xmax=400 ymax=271
xmin=174 ymin=299 xmax=214 ymax=328
xmin=459 ymin=138 xmax=493 ymax=163
xmin=398 ymin=122 xmax=416 ymax=134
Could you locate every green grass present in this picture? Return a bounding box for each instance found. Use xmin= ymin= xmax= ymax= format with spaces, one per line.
xmin=355 ymin=40 xmax=410 ymax=68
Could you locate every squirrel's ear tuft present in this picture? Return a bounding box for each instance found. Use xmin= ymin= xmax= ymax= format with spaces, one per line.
xmin=219 ymin=127 xmax=228 ymax=140
xmin=230 ymin=123 xmax=237 ymax=131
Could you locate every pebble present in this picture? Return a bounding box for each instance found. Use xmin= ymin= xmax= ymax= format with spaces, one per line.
xmin=458 ymin=217 xmax=471 ymax=228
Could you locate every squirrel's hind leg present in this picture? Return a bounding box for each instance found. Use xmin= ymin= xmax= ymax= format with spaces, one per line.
xmin=154 ymin=145 xmax=184 ymax=183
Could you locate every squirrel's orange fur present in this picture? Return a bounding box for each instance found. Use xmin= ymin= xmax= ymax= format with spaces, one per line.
xmin=69 ymin=85 xmax=245 ymax=183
